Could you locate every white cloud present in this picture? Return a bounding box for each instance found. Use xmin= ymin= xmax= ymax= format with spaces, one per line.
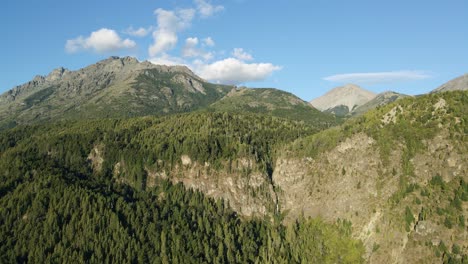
xmin=182 ymin=37 xmax=213 ymax=61
xmin=155 ymin=8 xmax=195 ymax=32
xmin=232 ymin=48 xmax=253 ymax=61
xmin=196 ymin=58 xmax=281 ymax=84
xmin=66 ymin=28 xmax=136 ymax=53
xmin=195 ymin=0 xmax=224 ymax=18
xmin=147 ymin=2 xmax=222 ymax=58
xmin=118 ymin=0 xmax=279 ymax=85
xmin=183 ymin=37 xmax=199 ymax=56
xmin=203 ymin=37 xmax=215 ymax=47
xmin=149 ymin=30 xmax=178 ymax=57
xmin=124 ymin=26 xmax=151 ymax=37
xmin=323 ymin=71 xmax=432 ymax=85
xmin=148 ymin=8 xmax=196 ymax=57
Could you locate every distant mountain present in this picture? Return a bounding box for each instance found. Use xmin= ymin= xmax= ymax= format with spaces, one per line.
xmin=0 ymin=56 xmax=232 ymax=129
xmin=309 ymin=84 xmax=376 ymax=116
xmin=431 ymin=73 xmax=468 ymax=93
xmin=351 ymin=91 xmax=410 ymax=116
xmin=206 ymin=87 xmax=338 ymax=127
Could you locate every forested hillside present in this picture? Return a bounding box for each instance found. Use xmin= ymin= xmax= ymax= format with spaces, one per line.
xmin=0 ymin=112 xmax=364 ymax=263
xmin=205 ymin=87 xmax=338 ymax=126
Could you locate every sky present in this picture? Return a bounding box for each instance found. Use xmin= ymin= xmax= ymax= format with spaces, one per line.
xmin=1 ymin=0 xmax=467 ymax=101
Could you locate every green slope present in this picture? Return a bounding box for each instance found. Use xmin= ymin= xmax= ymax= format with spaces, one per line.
xmin=350 ymin=91 xmax=410 ymax=116
xmin=205 ymin=87 xmax=339 ymax=127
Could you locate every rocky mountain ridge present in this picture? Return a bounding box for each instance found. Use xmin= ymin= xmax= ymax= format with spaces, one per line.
xmin=0 ymin=56 xmax=232 ymax=129
xmin=1 ymin=56 xmax=197 ymax=103
xmin=0 ymin=56 xmax=337 ymax=130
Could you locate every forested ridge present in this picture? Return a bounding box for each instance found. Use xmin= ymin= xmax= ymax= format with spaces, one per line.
xmin=0 ymin=112 xmax=364 ymax=263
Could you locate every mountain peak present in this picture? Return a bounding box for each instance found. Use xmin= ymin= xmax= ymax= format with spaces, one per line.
xmin=340 ymin=83 xmax=362 ymax=89
xmin=94 ymin=56 xmax=195 ymax=75
xmin=101 ymin=56 xmax=139 ymax=65
xmin=46 ymin=67 xmax=70 ymax=82
xmin=0 ymin=56 xmax=233 ymax=127
xmin=309 ymin=84 xmax=376 ymax=115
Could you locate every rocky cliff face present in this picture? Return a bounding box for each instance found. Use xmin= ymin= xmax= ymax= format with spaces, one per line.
xmin=145 ymin=156 xmax=276 ymax=217
xmin=107 ymin=153 xmax=278 ymax=218
xmin=274 ymin=92 xmax=468 ymax=263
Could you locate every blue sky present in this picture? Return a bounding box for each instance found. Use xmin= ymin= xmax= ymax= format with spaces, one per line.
xmin=2 ymin=0 xmax=467 ymax=100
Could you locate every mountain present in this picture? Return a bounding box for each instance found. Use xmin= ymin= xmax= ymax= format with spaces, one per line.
xmin=431 ymin=73 xmax=468 ymax=93
xmin=206 ymin=87 xmax=338 ymax=127
xmin=0 ymin=56 xmax=233 ymax=129
xmin=1 ymin=90 xmax=465 ymax=263
xmin=351 ymin=91 xmax=410 ymax=116
xmin=1 ymin=56 xmax=467 ymax=262
xmin=276 ymin=90 xmax=468 ymax=263
xmin=309 ymin=84 xmax=376 ymax=116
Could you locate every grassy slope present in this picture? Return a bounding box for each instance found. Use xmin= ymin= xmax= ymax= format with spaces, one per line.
xmin=205 ymin=88 xmax=339 ymax=127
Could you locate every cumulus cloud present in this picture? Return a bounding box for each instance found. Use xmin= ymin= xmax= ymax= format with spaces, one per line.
xmin=119 ymin=0 xmax=279 ymax=85
xmin=148 ymin=8 xmax=196 ymax=57
xmin=65 ymin=28 xmax=136 ymax=53
xmin=124 ymin=26 xmax=152 ymax=37
xmin=232 ymin=48 xmax=253 ymax=61
xmin=182 ymin=37 xmax=214 ymax=60
xmin=323 ymin=71 xmax=431 ymax=85
xmin=182 ymin=37 xmax=199 ymax=57
xmin=195 ymin=0 xmax=224 ymax=18
xmin=149 ymin=30 xmax=178 ymax=57
xmin=203 ymin=37 xmax=215 ymax=47
xmin=145 ymin=1 xmax=224 ymax=58
xmin=196 ymin=58 xmax=281 ymax=84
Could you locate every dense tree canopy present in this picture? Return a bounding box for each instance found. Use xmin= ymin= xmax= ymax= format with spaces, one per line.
xmin=0 ymin=112 xmax=364 ymax=263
